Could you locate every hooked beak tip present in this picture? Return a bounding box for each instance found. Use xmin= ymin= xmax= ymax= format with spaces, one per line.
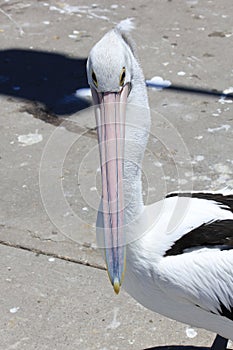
xmin=113 ymin=277 xmax=121 ymax=295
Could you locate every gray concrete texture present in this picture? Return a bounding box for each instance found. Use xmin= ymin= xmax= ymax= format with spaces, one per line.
xmin=0 ymin=0 xmax=233 ymax=349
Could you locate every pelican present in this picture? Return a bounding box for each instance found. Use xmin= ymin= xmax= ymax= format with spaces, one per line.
xmin=86 ymin=19 xmax=233 ymax=349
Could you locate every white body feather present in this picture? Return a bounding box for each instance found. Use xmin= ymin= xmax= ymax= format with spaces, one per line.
xmin=123 ymin=197 xmax=233 ymax=340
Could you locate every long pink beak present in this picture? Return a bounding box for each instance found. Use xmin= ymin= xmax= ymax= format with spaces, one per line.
xmin=92 ymin=85 xmax=129 ymax=294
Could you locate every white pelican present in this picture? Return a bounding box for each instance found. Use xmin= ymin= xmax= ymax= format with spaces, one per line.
xmin=87 ymin=19 xmax=233 ymax=349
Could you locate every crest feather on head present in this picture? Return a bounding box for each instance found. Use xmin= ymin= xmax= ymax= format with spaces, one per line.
xmin=115 ymin=18 xmax=137 ymax=58
xmin=116 ymin=18 xmax=135 ymax=34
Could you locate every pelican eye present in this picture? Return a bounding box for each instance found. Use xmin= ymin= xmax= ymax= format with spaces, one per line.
xmin=119 ymin=67 xmax=126 ymax=87
xmin=92 ymin=70 xmax=98 ymax=88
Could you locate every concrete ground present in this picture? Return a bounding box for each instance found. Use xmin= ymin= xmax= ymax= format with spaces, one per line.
xmin=0 ymin=0 xmax=233 ymax=349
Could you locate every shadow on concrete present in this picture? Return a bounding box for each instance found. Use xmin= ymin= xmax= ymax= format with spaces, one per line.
xmin=144 ymin=346 xmax=210 ymax=350
xmin=1 ymin=48 xmax=232 ymax=119
xmin=0 ymin=49 xmax=90 ymax=115
xmin=146 ymin=81 xmax=233 ymax=100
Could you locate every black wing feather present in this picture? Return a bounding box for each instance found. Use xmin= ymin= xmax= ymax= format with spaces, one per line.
xmin=165 ymin=219 xmax=233 ymax=256
xmin=218 ymin=300 xmax=233 ymax=321
xmin=165 ymin=192 xmax=233 ymax=257
xmin=166 ymin=192 xmax=233 ymax=212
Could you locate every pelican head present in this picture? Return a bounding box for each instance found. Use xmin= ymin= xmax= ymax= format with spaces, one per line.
xmin=87 ymin=20 xmax=149 ymax=294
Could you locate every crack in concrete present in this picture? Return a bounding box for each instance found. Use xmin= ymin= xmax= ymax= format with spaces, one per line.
xmin=0 ymin=239 xmax=106 ymax=271
xmin=0 ymin=223 xmax=98 ymax=250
